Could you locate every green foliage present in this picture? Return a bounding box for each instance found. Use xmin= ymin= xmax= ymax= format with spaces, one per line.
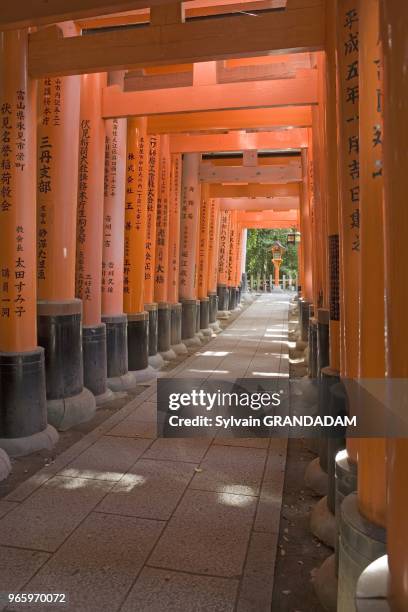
xmin=245 ymin=228 xmax=298 ymax=278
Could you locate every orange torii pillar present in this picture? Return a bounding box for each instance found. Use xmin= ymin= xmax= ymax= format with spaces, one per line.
xmin=234 ymin=224 xmax=243 ymax=303
xmin=207 ymin=198 xmax=221 ymax=331
xmin=0 ymin=30 xmax=57 ymax=462
xmin=154 ymin=134 xmax=177 ymax=360
xmin=144 ymin=134 xmax=163 ymax=369
xmin=227 ymin=210 xmax=239 ymax=310
xmin=240 ymin=228 xmax=248 ymax=292
xmin=376 ymin=2 xmax=408 ymax=610
xmin=101 ymin=72 xmax=135 ymax=391
xmin=217 ymin=210 xmax=232 ymax=316
xmin=124 ymin=118 xmax=154 ymax=381
xmin=179 ymin=153 xmax=202 ymax=346
xmin=299 ymin=148 xmax=314 ymax=341
xmin=167 ymin=153 xmax=187 ymax=355
xmin=197 ymin=183 xmax=212 ymax=336
xmin=37 ymin=65 xmax=96 ymax=430
xmin=76 ymin=73 xmax=112 ymax=405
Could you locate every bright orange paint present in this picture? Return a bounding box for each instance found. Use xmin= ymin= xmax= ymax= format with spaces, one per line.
xmin=197 ymin=184 xmax=210 ymax=299
xmin=75 ymin=72 xmax=106 ymax=327
xmin=207 ymin=198 xmax=220 ymax=294
xmin=37 ymin=74 xmax=80 ymax=302
xmin=0 ymin=30 xmax=37 ymax=352
xmin=123 ymin=117 xmax=148 ymax=314
xmin=380 ymin=0 xmax=408 ymax=609
xmin=144 ymin=134 xmax=160 ymax=305
xmin=154 ymin=134 xmax=170 ymax=303
xmin=299 ymin=149 xmax=313 ymax=303
xmin=101 ymin=77 xmax=127 ymax=316
xmin=217 ymin=210 xmax=231 ymax=286
xmin=179 ymin=153 xmax=201 ymax=301
xmin=167 ymin=153 xmax=182 ymax=304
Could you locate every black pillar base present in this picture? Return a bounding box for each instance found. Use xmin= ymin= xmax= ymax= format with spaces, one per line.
xmin=317 ymin=308 xmax=330 ymax=373
xmin=200 ymin=297 xmax=211 ymax=337
xmin=208 ymin=293 xmax=218 ymax=323
xmin=308 ymin=317 xmax=318 ymax=377
xmin=102 ymin=313 xmax=137 ymax=392
xmin=195 ymin=300 xmax=201 ymax=334
xmin=0 ymin=347 xmax=58 ymax=456
xmin=145 ymin=303 xmax=158 ymax=357
xmin=38 ymin=299 xmax=96 ymax=429
xmin=301 ymin=299 xmax=311 ymax=341
xmin=217 ymin=284 xmax=230 ymax=313
xmin=127 ymin=312 xmax=149 ymax=371
xmin=181 ymin=299 xmax=201 ymax=346
xmin=227 ymin=286 xmax=235 ymax=311
xmin=170 ymin=303 xmax=187 ymax=354
xmin=158 ymin=303 xmax=176 ymax=360
xmin=83 ymin=323 xmax=113 ymax=406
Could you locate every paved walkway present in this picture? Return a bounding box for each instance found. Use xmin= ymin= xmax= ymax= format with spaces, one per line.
xmin=0 ymin=293 xmax=290 ymax=612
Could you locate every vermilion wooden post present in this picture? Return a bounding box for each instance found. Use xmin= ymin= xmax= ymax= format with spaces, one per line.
xmin=207 ymin=197 xmax=220 ymax=329
xmin=37 ymin=56 xmax=96 ymax=429
xmin=217 ymin=209 xmax=231 ymax=315
xmin=0 ymin=29 xmax=58 ymax=457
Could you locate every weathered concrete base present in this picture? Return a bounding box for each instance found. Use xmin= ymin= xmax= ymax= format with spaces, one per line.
xmin=47 ymin=387 xmax=96 ymax=431
xmin=337 ymin=493 xmax=386 ymax=612
xmin=0 ymin=449 xmax=11 ymax=481
xmin=160 ymin=348 xmax=177 ymax=361
xmin=305 ymin=456 xmax=328 ymax=497
xmin=171 ymin=342 xmax=188 ymax=355
xmin=217 ymin=310 xmax=231 ymax=319
xmin=102 ymin=313 xmax=128 ymax=380
xmin=149 ymin=353 xmax=165 ymax=369
xmin=184 ymin=335 xmax=202 ymax=348
xmin=107 ymin=371 xmax=138 ymax=392
xmin=128 ymin=312 xmax=149 ymax=371
xmin=356 ymin=555 xmax=390 ymax=612
xmin=145 ymin=303 xmax=158 ymax=357
xmin=314 ymin=554 xmax=338 ymax=612
xmin=0 ymin=425 xmax=59 ymax=458
xmin=181 ymin=299 xmax=197 ymax=341
xmin=94 ymin=387 xmax=116 ymax=407
xmin=217 ymin=283 xmax=229 ymax=311
xmin=130 ymin=365 xmax=157 ymax=384
xmin=208 ymin=292 xmax=218 ymax=323
xmin=311 ymin=496 xmax=336 ymax=549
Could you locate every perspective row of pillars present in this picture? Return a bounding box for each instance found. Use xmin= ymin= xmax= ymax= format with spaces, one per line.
xmin=295 ymin=1 xmax=407 ymax=611
xmin=0 ymin=34 xmax=247 ymax=459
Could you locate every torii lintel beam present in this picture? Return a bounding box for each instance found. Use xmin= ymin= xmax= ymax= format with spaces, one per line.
xmin=102 ymin=70 xmax=317 ymax=118
xmin=199 ymin=161 xmax=301 ymax=183
xmin=28 ymin=3 xmax=325 ymax=78
xmin=147 ymin=107 xmax=312 ymax=133
xmin=219 ymin=197 xmax=299 ymax=211
xmin=169 ymin=130 xmax=308 ymax=153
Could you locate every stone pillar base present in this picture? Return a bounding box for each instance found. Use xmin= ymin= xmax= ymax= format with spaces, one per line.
xmin=305 ymin=456 xmax=328 ymax=497
xmin=102 ymin=313 xmax=128 ymax=379
xmin=181 ymin=299 xmax=200 ymax=344
xmin=170 ymin=303 xmax=187 ymax=354
xmin=149 ymin=353 xmax=165 ymax=369
xmin=208 ymin=292 xmax=218 ymax=323
xmin=128 ymin=312 xmax=149 ymax=371
xmin=356 ymin=555 xmax=390 ymax=612
xmin=0 ymin=449 xmax=11 ymax=481
xmin=337 ymin=493 xmax=386 ymax=612
xmin=158 ymin=303 xmax=176 ymax=360
xmin=48 ymin=387 xmax=96 ymax=431
xmin=335 ymin=449 xmax=358 ymax=573
xmin=300 ymin=299 xmax=311 ymax=342
xmin=82 ymin=323 xmax=112 ymax=405
xmin=308 ymin=316 xmax=318 ymax=377
xmin=0 ymin=347 xmax=59 ymax=456
xmin=130 ymin=365 xmax=157 ymax=384
xmin=217 ymin=283 xmax=229 ymax=312
xmin=314 ymin=554 xmax=338 ymax=612
xmin=228 ymin=286 xmax=237 ymax=310
xmin=310 ymin=495 xmax=336 ymax=549
xmin=145 ymin=303 xmax=158 ymax=357
xmin=199 ymin=297 xmax=212 ymax=336
xmin=209 ymin=320 xmax=222 ymax=333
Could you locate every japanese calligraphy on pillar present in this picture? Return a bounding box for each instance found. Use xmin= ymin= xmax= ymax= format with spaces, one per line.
xmin=76 ymin=118 xmax=91 ymax=301
xmin=179 ymin=155 xmax=201 ymax=300
xmin=168 ymin=154 xmax=181 ymax=302
xmin=155 ymin=137 xmax=170 ymax=301
xmin=235 ymin=226 xmax=243 ymax=287
xmin=227 ymin=213 xmax=237 ymax=286
xmin=197 ymin=187 xmax=210 ymax=298
xmin=217 ymin=210 xmax=231 ymax=285
xmin=145 ymin=135 xmax=159 ymax=298
xmin=207 ymin=198 xmax=219 ymax=293
xmin=338 ymin=2 xmax=360 ymax=253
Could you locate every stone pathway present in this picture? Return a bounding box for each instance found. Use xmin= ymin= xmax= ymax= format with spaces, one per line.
xmin=0 ymin=293 xmax=290 ymax=612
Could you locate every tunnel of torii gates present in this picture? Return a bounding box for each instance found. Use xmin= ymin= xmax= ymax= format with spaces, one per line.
xmin=0 ymin=0 xmax=407 ymax=609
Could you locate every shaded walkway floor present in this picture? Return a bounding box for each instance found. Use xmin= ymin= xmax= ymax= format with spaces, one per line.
xmin=0 ymin=293 xmax=290 ymax=612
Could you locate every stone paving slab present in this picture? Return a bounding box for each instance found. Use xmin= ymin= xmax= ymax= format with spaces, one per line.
xmin=122 ymin=567 xmax=239 ymax=612
xmin=7 ymin=513 xmax=164 ymax=612
xmin=189 ymin=444 xmax=267 ymax=496
xmin=0 ymin=476 xmax=114 ymax=552
xmin=148 ymin=488 xmax=257 ymax=577
xmin=96 ymin=459 xmax=197 ymax=520
xmin=59 ymin=436 xmax=152 ymax=481
xmin=0 ymin=547 xmax=50 ymax=612
xmin=142 ymin=438 xmax=212 ymax=463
